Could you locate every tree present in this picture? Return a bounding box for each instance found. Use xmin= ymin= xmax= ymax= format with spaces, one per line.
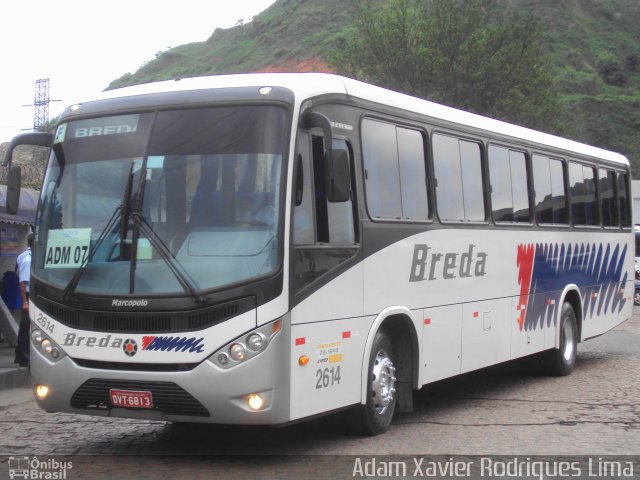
xmin=329 ymin=0 xmax=559 ymax=130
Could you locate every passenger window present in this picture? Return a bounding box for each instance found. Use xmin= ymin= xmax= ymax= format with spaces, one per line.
xmin=617 ymin=172 xmax=631 ymax=228
xmin=397 ymin=128 xmax=429 ymax=220
xmin=569 ymin=162 xmax=598 ymax=226
xmin=510 ymin=152 xmax=530 ymax=222
xmin=599 ymin=168 xmax=618 ymax=227
xmin=488 ymin=146 xmax=530 ymax=223
xmin=361 ymin=119 xmax=428 ymax=221
xmin=533 ymin=154 xmax=568 ymax=224
xmin=433 ymin=133 xmax=485 ymax=222
xmin=362 ymin=120 xmax=402 ymax=218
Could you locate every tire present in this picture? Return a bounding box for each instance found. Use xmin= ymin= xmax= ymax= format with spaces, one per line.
xmin=634 ymin=288 xmax=640 ymax=306
xmin=351 ymin=329 xmax=397 ymax=436
xmin=545 ymin=302 xmax=578 ymax=376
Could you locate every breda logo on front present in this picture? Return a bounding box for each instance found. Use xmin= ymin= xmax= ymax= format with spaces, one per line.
xmin=122 ymin=339 xmax=138 ymax=357
xmin=62 ymin=333 xmax=206 ymax=354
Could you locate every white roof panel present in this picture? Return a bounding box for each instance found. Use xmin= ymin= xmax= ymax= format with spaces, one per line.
xmin=83 ymin=73 xmax=627 ymax=166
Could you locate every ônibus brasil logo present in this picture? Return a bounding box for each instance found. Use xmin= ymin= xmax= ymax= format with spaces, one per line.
xmin=8 ymin=456 xmax=73 ymax=479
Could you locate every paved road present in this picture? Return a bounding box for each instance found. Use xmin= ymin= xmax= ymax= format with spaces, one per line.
xmin=0 ymin=309 xmax=639 ymax=479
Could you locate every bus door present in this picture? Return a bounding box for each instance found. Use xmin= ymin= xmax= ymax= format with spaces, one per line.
xmin=289 ymin=129 xmax=364 ymax=419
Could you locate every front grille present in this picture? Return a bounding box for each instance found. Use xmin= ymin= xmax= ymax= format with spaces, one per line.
xmin=72 ymin=359 xmax=197 ymax=372
xmin=35 ymin=296 xmax=253 ymax=333
xmin=71 ymin=379 xmax=209 ymax=417
xmin=94 ymin=315 xmax=172 ymax=332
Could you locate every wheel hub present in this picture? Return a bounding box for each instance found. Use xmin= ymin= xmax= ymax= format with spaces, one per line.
xmin=561 ymin=319 xmax=575 ymax=362
xmin=371 ymin=349 xmax=397 ymax=414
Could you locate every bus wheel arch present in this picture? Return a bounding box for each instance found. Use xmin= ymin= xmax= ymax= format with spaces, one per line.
xmin=546 ymin=289 xmax=582 ymax=376
xmin=559 ymin=287 xmax=583 ymax=343
xmin=361 ymin=307 xmax=420 ymax=422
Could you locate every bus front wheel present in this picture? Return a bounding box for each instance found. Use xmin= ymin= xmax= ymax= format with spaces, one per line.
xmin=352 ymin=329 xmax=397 ymax=435
xmin=545 ymin=302 xmax=578 ymax=376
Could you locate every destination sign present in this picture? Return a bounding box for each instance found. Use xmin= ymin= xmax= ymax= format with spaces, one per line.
xmin=63 ymin=114 xmax=140 ymax=139
xmin=44 ymin=228 xmax=91 ymax=269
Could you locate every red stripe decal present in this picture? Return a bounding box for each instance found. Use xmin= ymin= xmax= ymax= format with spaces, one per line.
xmin=516 ymin=244 xmax=535 ymax=331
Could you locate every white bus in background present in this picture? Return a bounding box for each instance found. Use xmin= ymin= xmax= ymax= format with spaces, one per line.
xmin=3 ymin=73 xmax=633 ymax=435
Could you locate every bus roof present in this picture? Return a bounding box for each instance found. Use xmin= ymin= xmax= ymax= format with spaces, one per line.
xmin=86 ymin=73 xmax=628 ymax=166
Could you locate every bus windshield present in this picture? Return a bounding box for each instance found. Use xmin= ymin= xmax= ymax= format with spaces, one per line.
xmin=34 ymin=105 xmax=287 ymax=297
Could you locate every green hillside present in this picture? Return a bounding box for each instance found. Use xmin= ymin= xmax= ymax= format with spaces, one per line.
xmin=107 ymin=0 xmax=354 ymax=87
xmin=108 ymin=0 xmax=640 ymax=175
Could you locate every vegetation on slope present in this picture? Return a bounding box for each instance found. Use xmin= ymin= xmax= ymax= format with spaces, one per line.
xmin=103 ymin=0 xmax=640 ymax=175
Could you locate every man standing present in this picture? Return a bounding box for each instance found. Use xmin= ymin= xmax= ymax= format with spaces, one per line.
xmin=14 ymin=232 xmax=33 ymax=367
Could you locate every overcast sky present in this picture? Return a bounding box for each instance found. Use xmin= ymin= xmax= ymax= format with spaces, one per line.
xmin=0 ymin=0 xmax=276 ymax=143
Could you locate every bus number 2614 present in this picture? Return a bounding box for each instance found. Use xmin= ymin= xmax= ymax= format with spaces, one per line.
xmin=315 ymin=366 xmax=341 ymax=389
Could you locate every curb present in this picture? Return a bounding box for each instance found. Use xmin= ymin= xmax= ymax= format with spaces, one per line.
xmin=0 ymin=367 xmax=30 ymax=390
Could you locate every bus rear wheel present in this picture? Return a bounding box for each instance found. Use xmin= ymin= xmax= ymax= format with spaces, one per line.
xmin=545 ymin=302 xmax=578 ymax=376
xmin=351 ymin=329 xmax=397 ymax=436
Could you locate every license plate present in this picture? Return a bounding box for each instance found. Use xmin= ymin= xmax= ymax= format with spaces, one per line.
xmin=109 ymin=389 xmax=154 ymax=409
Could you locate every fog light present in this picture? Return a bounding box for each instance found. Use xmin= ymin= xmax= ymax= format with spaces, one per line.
xmin=247 ymin=393 xmax=264 ymax=411
xmin=229 ymin=343 xmax=246 ymax=361
xmin=41 ymin=339 xmax=53 ymax=354
xmin=31 ymin=329 xmax=43 ymax=343
xmin=247 ymin=333 xmax=264 ymax=351
xmin=35 ymin=385 xmax=50 ymax=400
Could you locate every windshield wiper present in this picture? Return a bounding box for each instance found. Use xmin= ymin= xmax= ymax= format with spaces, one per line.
xmin=119 ymin=161 xmax=136 ymax=241
xmin=131 ymin=212 xmax=206 ymax=304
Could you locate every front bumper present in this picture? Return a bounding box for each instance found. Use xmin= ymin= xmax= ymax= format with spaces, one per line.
xmin=31 ymin=326 xmax=291 ymax=425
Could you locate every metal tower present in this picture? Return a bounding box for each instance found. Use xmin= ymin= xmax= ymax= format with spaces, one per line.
xmin=33 ymin=78 xmax=50 ymax=132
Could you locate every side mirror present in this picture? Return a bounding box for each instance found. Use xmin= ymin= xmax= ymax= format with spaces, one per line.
xmin=6 ymin=166 xmax=21 ymax=215
xmin=3 ymin=132 xmax=53 ymax=168
xmin=2 ymin=132 xmax=52 ymax=215
xmin=325 ymin=148 xmax=351 ymax=203
xmin=300 ymin=110 xmax=351 ymax=203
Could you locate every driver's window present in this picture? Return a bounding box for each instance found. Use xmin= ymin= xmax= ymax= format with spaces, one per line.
xmin=294 ymin=133 xmax=316 ymax=245
xmin=293 ymin=131 xmax=358 ymax=295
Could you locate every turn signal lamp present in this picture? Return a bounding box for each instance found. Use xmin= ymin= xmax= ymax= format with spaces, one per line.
xmin=273 ymin=319 xmax=282 ymax=334
xmin=35 ymin=384 xmax=50 ymax=400
xmin=298 ymin=355 xmax=309 ymax=366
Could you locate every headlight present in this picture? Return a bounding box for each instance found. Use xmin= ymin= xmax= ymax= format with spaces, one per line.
xmin=229 ymin=343 xmax=247 ymax=361
xmin=247 ymin=333 xmax=265 ymax=351
xmin=30 ymin=328 xmax=66 ymax=362
xmin=210 ymin=319 xmax=282 ymax=369
xmin=41 ymin=339 xmax=53 ymax=354
xmin=32 ymin=329 xmax=43 ymax=343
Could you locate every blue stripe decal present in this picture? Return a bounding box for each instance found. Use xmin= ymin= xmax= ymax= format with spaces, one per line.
xmin=518 ymin=242 xmax=628 ymax=331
